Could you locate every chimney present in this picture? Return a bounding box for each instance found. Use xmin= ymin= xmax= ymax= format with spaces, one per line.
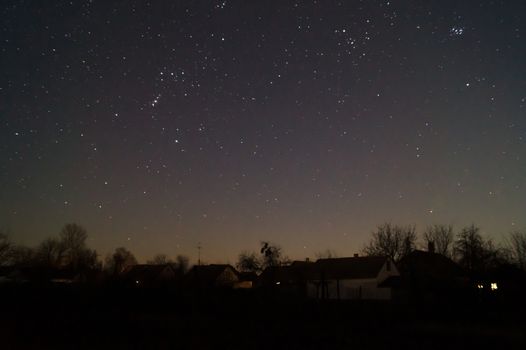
xmin=428 ymin=241 xmax=435 ymax=253
xmin=305 ymin=258 xmax=310 ymax=262
xmin=353 ymin=253 xmax=359 ymax=258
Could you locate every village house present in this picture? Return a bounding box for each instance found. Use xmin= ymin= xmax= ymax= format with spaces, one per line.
xmin=122 ymin=264 xmax=180 ymax=288
xmin=185 ymin=264 xmax=239 ymax=289
xmin=258 ymin=260 xmax=313 ymax=295
xmin=235 ymin=271 xmax=258 ymax=289
xmin=395 ymin=249 xmax=468 ymax=303
xmin=306 ymin=255 xmax=399 ymax=300
xmin=258 ymin=256 xmax=399 ymax=300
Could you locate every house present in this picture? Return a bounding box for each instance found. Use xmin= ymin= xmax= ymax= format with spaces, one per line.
xmin=306 ymin=256 xmax=399 ymax=300
xmin=234 ymin=271 xmax=258 ymax=289
xmin=122 ymin=264 xmax=179 ymax=288
xmin=258 ymin=261 xmax=313 ymax=295
xmin=258 ymin=256 xmax=398 ymax=300
xmin=396 ymin=250 xmax=468 ymax=303
xmin=185 ymin=264 xmax=239 ymax=289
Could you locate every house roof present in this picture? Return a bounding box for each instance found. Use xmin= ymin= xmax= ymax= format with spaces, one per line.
xmin=123 ymin=264 xmax=176 ymax=282
xmin=397 ymin=250 xmax=465 ymax=281
xmin=186 ymin=264 xmax=238 ymax=283
xmin=259 ymin=256 xmax=388 ymax=284
xmin=313 ymin=256 xmax=388 ymax=280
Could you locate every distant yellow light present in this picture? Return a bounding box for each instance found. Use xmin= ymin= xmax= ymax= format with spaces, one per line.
xmin=136 ymin=280 xmax=140 ymax=284
xmin=477 ymin=284 xmax=483 ymax=289
xmin=276 ymin=281 xmax=281 ymax=285
xmin=490 ymin=282 xmax=498 ymax=291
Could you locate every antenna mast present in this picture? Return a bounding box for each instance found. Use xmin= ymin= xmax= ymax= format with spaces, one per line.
xmin=197 ymin=242 xmax=202 ymax=266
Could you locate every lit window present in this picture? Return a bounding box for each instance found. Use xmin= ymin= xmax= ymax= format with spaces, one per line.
xmin=490 ymin=283 xmax=498 ymax=291
xmin=477 ymin=284 xmax=483 ymax=289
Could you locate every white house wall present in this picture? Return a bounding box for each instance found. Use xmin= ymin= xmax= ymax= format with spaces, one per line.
xmin=376 ymin=259 xmax=400 ymax=282
xmin=305 ymin=259 xmax=399 ymax=300
xmin=307 ymin=278 xmax=391 ymax=300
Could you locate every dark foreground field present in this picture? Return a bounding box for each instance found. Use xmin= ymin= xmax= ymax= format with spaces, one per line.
xmin=1 ymin=287 xmax=525 ymax=349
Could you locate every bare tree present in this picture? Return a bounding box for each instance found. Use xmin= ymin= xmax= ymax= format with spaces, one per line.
xmin=237 ymin=251 xmax=261 ymax=273
xmin=59 ymin=223 xmax=88 ymax=269
xmin=508 ymin=231 xmax=526 ymax=270
xmin=36 ymin=238 xmax=65 ymax=268
xmin=105 ymin=247 xmax=137 ymax=275
xmin=453 ymin=224 xmax=507 ymax=274
xmin=147 ymin=254 xmax=173 ymax=265
xmin=454 ymin=225 xmax=485 ymax=273
xmin=10 ymin=245 xmax=36 ymax=267
xmin=76 ymin=248 xmax=100 ymax=271
xmin=362 ymin=223 xmax=417 ymax=262
xmin=423 ymin=224 xmax=454 ymax=257
xmin=260 ymin=241 xmax=283 ymax=268
xmin=315 ymin=249 xmax=338 ymax=260
xmin=0 ymin=232 xmax=12 ymax=265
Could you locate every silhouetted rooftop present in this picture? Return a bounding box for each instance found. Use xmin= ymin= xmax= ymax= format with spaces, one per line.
xmin=313 ymin=256 xmax=389 ymax=280
xmin=123 ymin=264 xmax=177 ymax=283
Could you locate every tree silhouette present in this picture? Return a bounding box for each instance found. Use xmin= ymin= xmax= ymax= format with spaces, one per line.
xmin=453 ymin=224 xmax=508 ymax=274
xmin=0 ymin=232 xmax=12 ymax=265
xmin=260 ymin=241 xmax=283 ymax=268
xmin=423 ymin=224 xmax=454 ymax=257
xmin=105 ymin=247 xmax=137 ymax=275
xmin=237 ymin=251 xmax=261 ymax=273
xmin=0 ymin=232 xmax=13 ymax=265
xmin=315 ymin=249 xmax=338 ymax=260
xmin=10 ymin=245 xmax=36 ymax=267
xmin=36 ymin=238 xmax=65 ymax=268
xmin=362 ymin=223 xmax=417 ymax=262
xmin=57 ymin=223 xmax=98 ymax=271
xmin=453 ymin=224 xmax=486 ymax=274
xmin=508 ymin=231 xmax=526 ymax=270
xmin=147 ymin=254 xmax=172 ymax=265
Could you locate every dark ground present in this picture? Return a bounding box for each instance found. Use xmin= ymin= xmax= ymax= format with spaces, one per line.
xmin=1 ymin=286 xmax=525 ymax=349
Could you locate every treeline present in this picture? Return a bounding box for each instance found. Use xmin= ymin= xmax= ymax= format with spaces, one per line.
xmin=235 ymin=223 xmax=526 ymax=276
xmin=361 ymin=223 xmax=526 ymax=274
xmin=2 ymin=222 xmax=526 ymax=278
xmin=0 ymin=223 xmax=189 ymax=275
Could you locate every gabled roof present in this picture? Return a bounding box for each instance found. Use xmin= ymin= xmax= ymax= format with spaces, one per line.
xmin=186 ymin=264 xmax=238 ymax=283
xmin=123 ymin=264 xmax=176 ymax=282
xmin=259 ymin=257 xmax=389 ymax=284
xmin=398 ymin=250 xmax=465 ymax=280
xmin=313 ymin=256 xmax=388 ymax=280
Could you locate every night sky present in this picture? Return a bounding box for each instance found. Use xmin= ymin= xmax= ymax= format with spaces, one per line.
xmin=2 ymin=0 xmax=525 ymax=264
